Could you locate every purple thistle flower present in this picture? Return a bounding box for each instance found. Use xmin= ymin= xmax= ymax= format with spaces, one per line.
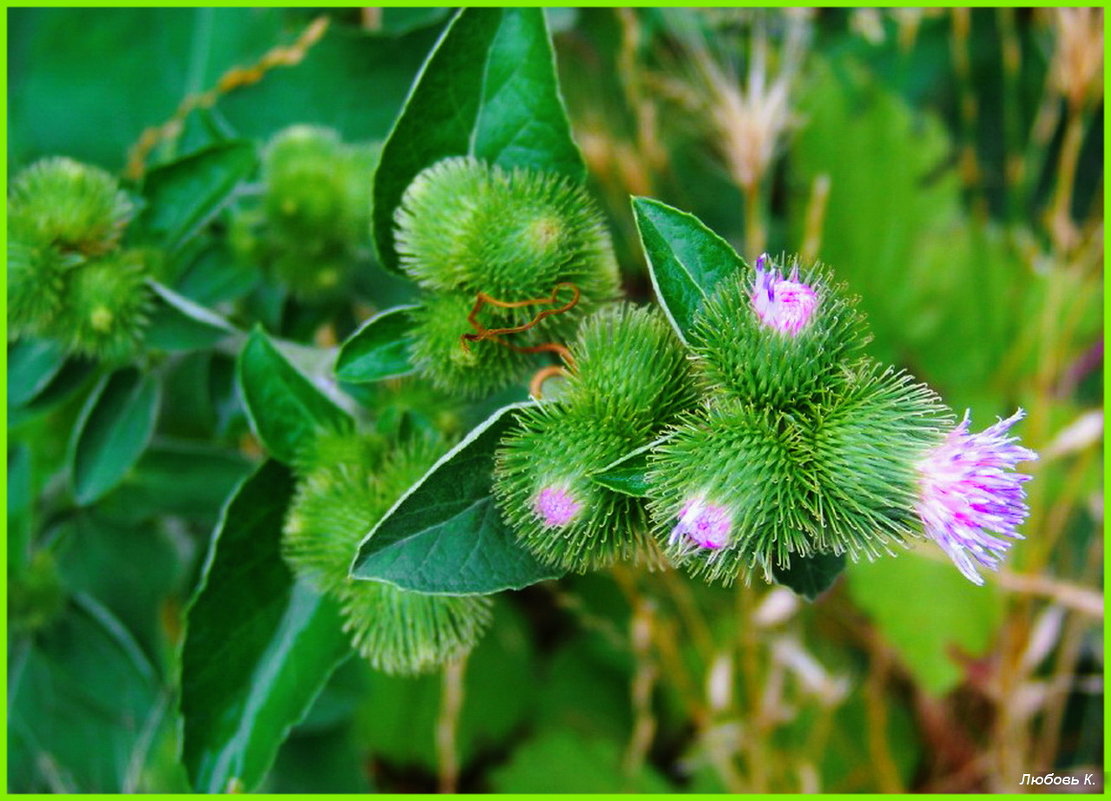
xmin=916 ymin=409 xmax=1038 ymax=585
xmin=535 ymin=485 xmax=582 ymax=527
xmin=672 ymin=496 xmax=733 ymax=550
xmin=750 ymin=253 xmax=819 ymax=336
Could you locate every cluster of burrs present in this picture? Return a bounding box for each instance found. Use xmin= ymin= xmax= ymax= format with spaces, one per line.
xmin=8 ymin=157 xmax=154 ymax=361
xmin=495 ymin=253 xmax=1037 ymax=587
xmin=393 ymin=156 xmax=620 ymax=397
xmin=647 ymin=254 xmax=1037 ymax=585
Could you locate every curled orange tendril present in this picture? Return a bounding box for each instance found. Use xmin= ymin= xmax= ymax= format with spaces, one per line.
xmin=461 ymin=282 xmax=579 ymax=399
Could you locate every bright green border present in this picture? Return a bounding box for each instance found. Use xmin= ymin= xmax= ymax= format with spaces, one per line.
xmin=2 ymin=3 xmax=1107 ymax=800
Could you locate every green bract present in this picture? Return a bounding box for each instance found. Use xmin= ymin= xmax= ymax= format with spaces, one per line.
xmin=7 ymin=238 xmax=78 ymax=339
xmin=396 ymin=156 xmax=617 ymax=300
xmin=338 ymin=578 xmax=491 ymax=676
xmin=562 ymin=303 xmax=697 ymax=437
xmin=689 ymin=258 xmax=868 ymax=408
xmin=264 ymin=126 xmax=353 ymax=242
xmin=646 ymin=360 xmax=949 ymax=583
xmin=395 ymin=156 xmax=620 ymax=398
xmin=494 ymin=305 xmax=692 ymax=572
xmin=58 ymin=250 xmax=153 ymax=363
xmin=255 ymin=125 xmax=378 ymax=299
xmin=495 ymin=403 xmax=651 ymax=572
xmin=8 ymin=156 xmax=133 ymax=256
xmin=808 ymin=362 xmax=952 ymax=556
xmin=406 ymin=290 xmax=538 ymax=398
xmin=282 ymin=430 xmax=493 ymax=675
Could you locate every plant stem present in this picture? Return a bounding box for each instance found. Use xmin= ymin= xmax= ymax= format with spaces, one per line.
xmin=997 ymin=8 xmax=1024 ymax=225
xmin=623 ymin=599 xmax=658 ymax=784
xmin=436 ymin=655 xmax=467 ymax=793
xmin=657 ymin=566 xmax=715 ymax=665
xmin=735 ymin=581 xmax=767 ymax=792
xmin=1046 ymin=107 xmax=1086 ymax=253
xmin=744 ymin=181 xmax=766 ymax=261
xmin=864 ymin=637 xmax=904 ymax=792
xmin=1035 ymin=533 xmax=1103 ymax=770
xmin=949 ymin=8 xmax=988 ymax=221
xmin=800 ymin=173 xmax=830 ymax=264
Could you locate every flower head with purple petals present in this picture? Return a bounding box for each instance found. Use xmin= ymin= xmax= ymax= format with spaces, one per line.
xmin=750 ymin=254 xmax=819 ymax=336
xmin=671 ymin=496 xmax=733 ymax=551
xmin=535 ymin=484 xmax=582 ymax=528
xmin=916 ymin=409 xmax=1038 ymax=584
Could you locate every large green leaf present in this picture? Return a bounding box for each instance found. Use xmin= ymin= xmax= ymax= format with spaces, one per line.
xmin=631 ymin=196 xmax=746 ymax=342
xmin=135 ymin=141 xmax=258 ymax=253
xmin=236 ymin=328 xmax=353 ymax=464
xmin=847 ymin=547 xmax=1004 ymax=695
xmin=373 ymin=7 xmax=583 ymax=271
xmin=145 ymin=281 xmax=239 ymax=352
xmin=334 ymin=305 xmax=417 ymax=383
xmin=69 ymin=367 xmax=161 ymax=505
xmin=8 ymin=595 xmax=165 ymax=793
xmin=8 ymin=338 xmax=67 ymax=407
xmin=771 ymin=551 xmax=846 ymax=601
xmin=180 ymin=460 xmax=350 ymax=793
xmin=351 ymin=402 xmax=563 ymax=594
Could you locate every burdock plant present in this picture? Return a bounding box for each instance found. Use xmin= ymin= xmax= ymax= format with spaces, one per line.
xmin=639 ymin=247 xmax=1035 ymax=587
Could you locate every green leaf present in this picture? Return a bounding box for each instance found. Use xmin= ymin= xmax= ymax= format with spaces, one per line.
xmin=589 ymin=437 xmax=665 ymax=498
xmin=144 ymin=281 xmax=238 ymax=352
xmin=490 ymin=728 xmax=672 ymax=793
xmin=373 ymin=7 xmax=584 ymax=271
xmin=846 ymin=548 xmax=1004 ymax=695
xmin=236 ymin=327 xmax=353 ymax=464
xmin=135 ymin=141 xmax=258 ymax=253
xmin=214 ymin=22 xmax=441 ymax=147
xmin=96 ymin=442 xmax=253 ymax=526
xmin=70 ymin=367 xmax=161 ymax=505
xmin=334 ymin=305 xmax=417 ymax=383
xmin=8 ymin=338 xmax=67 ymax=407
xmin=8 ymin=446 xmax=33 ymax=577
xmin=8 ymin=357 xmax=98 ymax=428
xmin=351 ymin=402 xmax=563 ymax=594
xmin=8 ymin=595 xmax=164 ymax=793
xmin=174 ymin=238 xmax=261 ymax=307
xmin=772 ymin=551 xmax=846 ymax=601
xmin=55 ymin=511 xmax=192 ymax=664
xmin=264 ymin=723 xmax=372 ymax=794
xmin=180 ymin=460 xmax=350 ymax=793
xmin=376 ymin=7 xmax=451 ymax=36
xmin=631 ymin=196 xmax=746 ymax=342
